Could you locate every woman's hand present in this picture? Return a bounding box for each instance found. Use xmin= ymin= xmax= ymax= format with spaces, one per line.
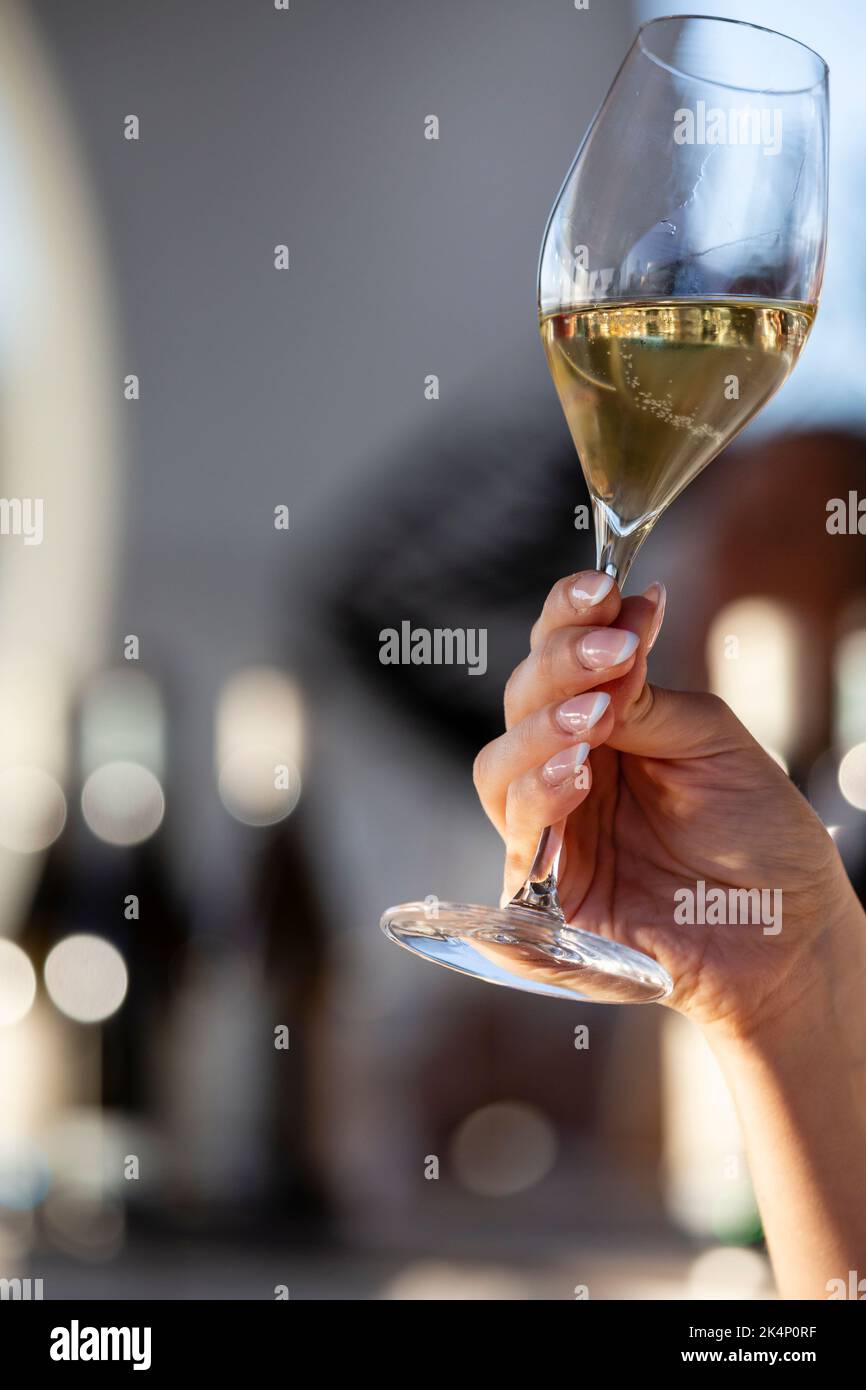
xmin=473 ymin=570 xmax=865 ymax=1042
xmin=475 ymin=568 xmax=866 ymax=1297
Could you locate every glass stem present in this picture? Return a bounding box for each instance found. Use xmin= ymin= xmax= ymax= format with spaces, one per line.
xmin=595 ymin=506 xmax=650 ymax=585
xmin=508 ymin=518 xmax=647 ymax=919
xmin=509 ymin=820 xmax=567 ymax=918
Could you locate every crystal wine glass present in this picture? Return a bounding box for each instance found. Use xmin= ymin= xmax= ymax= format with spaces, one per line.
xmin=381 ymin=16 xmax=828 ymax=1003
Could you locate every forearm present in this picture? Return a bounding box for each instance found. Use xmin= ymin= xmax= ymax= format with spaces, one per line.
xmin=708 ymin=899 xmax=866 ymax=1299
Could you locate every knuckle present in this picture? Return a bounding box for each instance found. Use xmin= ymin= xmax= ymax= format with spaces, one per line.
xmin=503 ymin=660 xmax=526 ymax=718
xmin=537 ymin=631 xmax=563 ymax=685
xmin=629 ymin=682 xmax=656 ymax=726
xmin=696 ymin=690 xmax=747 ymax=745
xmin=472 ymin=743 xmax=491 ymax=791
xmin=473 ymin=736 xmax=510 ymax=794
xmin=699 ymin=690 xmax=730 ymax=721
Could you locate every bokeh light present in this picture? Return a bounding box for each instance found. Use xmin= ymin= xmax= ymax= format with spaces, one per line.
xmin=81 ymin=760 xmax=165 ymax=846
xmin=838 ymin=742 xmax=866 ymax=811
xmin=0 ymin=940 xmax=37 ymax=1026
xmin=80 ymin=669 xmax=165 ymax=778
xmin=41 ymin=1108 xmax=137 ymax=1198
xmin=662 ymin=1012 xmax=758 ymax=1241
xmin=44 ymin=934 xmax=128 ymax=1023
xmin=0 ymin=656 xmax=69 ymax=781
xmin=216 ymin=667 xmax=304 ymax=825
xmin=217 ymin=750 xmax=301 ymax=827
xmin=450 ymin=1101 xmax=557 ymax=1197
xmin=0 ymin=1137 xmax=51 ymax=1212
xmin=382 ymin=1260 xmax=532 ymax=1300
xmin=688 ymin=1245 xmax=771 ymax=1300
xmin=42 ymin=1190 xmax=125 ymax=1263
xmin=707 ymin=598 xmax=800 ymax=763
xmin=0 ymin=766 xmax=67 ymax=853
xmin=833 ymin=627 xmax=866 ymax=747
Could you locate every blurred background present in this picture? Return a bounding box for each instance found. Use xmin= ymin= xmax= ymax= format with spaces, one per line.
xmin=0 ymin=0 xmax=864 ymax=1300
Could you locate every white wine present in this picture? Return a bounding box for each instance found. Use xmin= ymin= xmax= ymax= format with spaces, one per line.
xmin=540 ymin=299 xmax=815 ymax=548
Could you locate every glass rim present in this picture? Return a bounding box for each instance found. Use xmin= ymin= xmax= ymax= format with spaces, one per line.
xmin=637 ymin=14 xmax=829 ymax=97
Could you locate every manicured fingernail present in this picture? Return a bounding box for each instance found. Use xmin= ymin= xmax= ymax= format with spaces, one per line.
xmin=644 ymin=582 xmax=667 ymax=652
xmin=556 ymin=691 xmax=610 ymax=734
xmin=542 ymin=741 xmax=590 ymax=787
xmin=570 ymin=571 xmax=615 ymax=610
xmin=577 ymin=627 xmax=639 ymax=670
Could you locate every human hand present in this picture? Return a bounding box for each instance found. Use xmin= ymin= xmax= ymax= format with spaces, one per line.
xmin=473 ymin=571 xmax=863 ymax=1039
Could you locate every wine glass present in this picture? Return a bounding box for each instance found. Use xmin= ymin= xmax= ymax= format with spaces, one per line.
xmin=381 ymin=16 xmax=828 ymax=1004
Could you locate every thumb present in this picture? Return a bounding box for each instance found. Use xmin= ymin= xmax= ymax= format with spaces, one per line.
xmin=599 ymin=590 xmax=753 ymax=761
xmin=608 ymin=683 xmax=754 ymax=762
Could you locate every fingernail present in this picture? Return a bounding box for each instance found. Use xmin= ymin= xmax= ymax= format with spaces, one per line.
xmin=542 ymin=741 xmax=590 ymax=787
xmin=577 ymin=627 xmax=639 ymax=670
xmin=556 ymin=691 xmax=610 ymax=734
xmin=644 ymin=582 xmax=667 ymax=652
xmin=570 ymin=571 xmax=615 ymax=610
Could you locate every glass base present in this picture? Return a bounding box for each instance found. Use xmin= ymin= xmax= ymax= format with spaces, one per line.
xmin=380 ymin=901 xmax=673 ymax=1004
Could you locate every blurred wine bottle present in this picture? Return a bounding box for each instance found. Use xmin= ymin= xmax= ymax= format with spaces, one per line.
xmin=10 ymin=664 xmax=188 ymax=1254
xmin=253 ymin=813 xmax=331 ymax=1233
xmin=158 ymin=664 xmax=331 ymax=1236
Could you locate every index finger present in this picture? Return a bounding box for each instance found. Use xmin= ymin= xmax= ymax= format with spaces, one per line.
xmin=529 ymin=570 xmax=622 ymax=651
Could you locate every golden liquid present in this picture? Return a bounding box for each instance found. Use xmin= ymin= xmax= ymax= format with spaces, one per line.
xmin=540 ymin=299 xmax=815 ymax=539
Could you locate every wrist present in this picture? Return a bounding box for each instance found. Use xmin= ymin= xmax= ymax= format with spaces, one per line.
xmin=702 ymin=889 xmax=866 ymax=1067
xmin=704 ymin=895 xmax=866 ymax=1303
